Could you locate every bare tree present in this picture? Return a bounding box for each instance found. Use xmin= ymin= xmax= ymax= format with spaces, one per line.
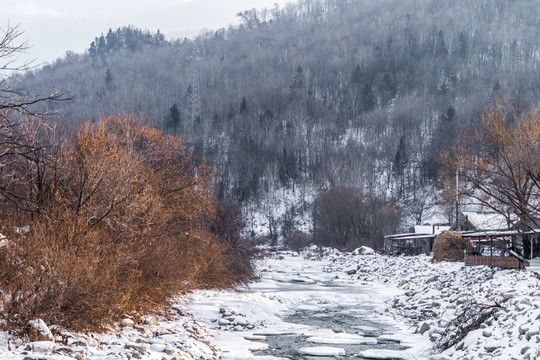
xmin=0 ymin=23 xmax=71 ymax=216
xmin=0 ymin=23 xmax=68 ymax=116
xmin=443 ymin=99 xmax=540 ymax=231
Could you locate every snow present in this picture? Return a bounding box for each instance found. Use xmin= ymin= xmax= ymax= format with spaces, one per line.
xmin=0 ymin=307 xmax=221 ymax=360
xmin=2 ymin=246 xmax=540 ymax=360
xmin=461 ymin=210 xmax=513 ymax=230
xmin=414 ymin=225 xmax=450 ymax=234
xmin=186 ymin=248 xmax=432 ymax=359
xmin=358 ymin=349 xmax=417 ymax=359
xmin=306 ymin=333 xmax=378 ymax=345
xmin=298 ymin=346 xmax=346 ymax=356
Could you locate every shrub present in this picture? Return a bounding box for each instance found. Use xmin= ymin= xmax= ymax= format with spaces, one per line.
xmin=0 ymin=115 xmax=253 ymax=332
xmin=312 ymin=186 xmax=401 ymax=250
xmin=284 ymin=230 xmax=311 ymax=251
xmin=432 ymin=231 xmax=468 ymax=262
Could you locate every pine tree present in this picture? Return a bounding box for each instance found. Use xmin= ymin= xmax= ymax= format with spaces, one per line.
xmin=239 ymin=96 xmax=247 ymax=114
xmin=434 ymin=30 xmax=448 ymax=57
xmin=164 ymin=104 xmax=181 ymax=133
xmin=351 ymin=65 xmax=363 ymax=84
xmin=393 ymin=136 xmax=408 ymax=197
xmin=292 ymin=65 xmax=306 ymax=89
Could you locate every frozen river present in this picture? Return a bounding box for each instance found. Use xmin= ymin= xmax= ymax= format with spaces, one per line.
xmin=188 ymin=252 xmax=431 ymax=360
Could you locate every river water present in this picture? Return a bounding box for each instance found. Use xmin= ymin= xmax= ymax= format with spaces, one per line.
xmin=188 ymin=253 xmax=428 ymax=360
xmin=250 ymin=280 xmax=410 ymax=359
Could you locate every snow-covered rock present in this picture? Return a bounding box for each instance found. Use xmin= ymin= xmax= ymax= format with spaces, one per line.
xmin=352 ymin=246 xmax=375 ymax=255
xmin=28 ymin=319 xmax=54 ymax=342
xmin=120 ymin=318 xmax=135 ymax=328
xmin=28 ymin=341 xmax=55 ymax=353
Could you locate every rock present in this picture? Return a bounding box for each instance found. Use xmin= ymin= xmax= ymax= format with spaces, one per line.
xmin=142 ymin=316 xmax=158 ymax=325
xmin=426 ymin=275 xmax=439 ymax=284
xmin=521 ymin=346 xmax=530 ymax=355
xmin=219 ymin=318 xmax=231 ymax=326
xmin=526 ymin=329 xmax=539 ymax=340
xmin=120 ymin=318 xmax=135 ymax=328
xmin=345 ymin=269 xmax=357 ymax=275
xmin=28 ymin=319 xmax=54 ymax=342
xmin=29 ymin=341 xmax=56 ymax=353
xmin=124 ymin=342 xmax=147 ymax=353
xmin=519 ymin=325 xmax=530 ymax=335
xmin=357 ymin=246 xmax=375 ymax=255
xmin=482 ymin=330 xmax=492 ymax=337
xmin=399 ymin=280 xmax=408 ymax=287
xmin=86 ymin=336 xmax=99 ymax=347
xmin=418 ymin=322 xmax=431 ymax=334
xmin=164 ymin=345 xmax=175 ymax=355
xmin=484 ymin=343 xmax=500 ymax=353
xmin=234 ymin=317 xmax=248 ymax=326
xmin=502 ymin=293 xmax=514 ymax=301
xmin=150 ymin=343 xmax=166 ymax=352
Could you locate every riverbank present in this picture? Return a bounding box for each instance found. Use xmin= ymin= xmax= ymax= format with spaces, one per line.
xmin=1 ymin=247 xmax=539 ymax=359
xmin=314 ymin=246 xmax=540 ymax=360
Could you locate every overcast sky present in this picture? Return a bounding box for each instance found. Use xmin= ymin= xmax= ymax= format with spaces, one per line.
xmin=3 ymin=0 xmax=294 ymax=66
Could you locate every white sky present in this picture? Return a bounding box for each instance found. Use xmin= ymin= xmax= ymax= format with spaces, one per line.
xmin=2 ymin=0 xmax=294 ymax=66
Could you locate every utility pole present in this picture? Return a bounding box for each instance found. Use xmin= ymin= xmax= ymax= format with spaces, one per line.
xmin=187 ymin=49 xmax=202 ymax=127
xmin=455 ymin=168 xmax=459 ymax=230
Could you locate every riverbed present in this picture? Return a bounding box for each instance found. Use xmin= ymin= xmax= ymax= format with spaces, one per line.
xmin=187 ymin=251 xmax=431 ymax=359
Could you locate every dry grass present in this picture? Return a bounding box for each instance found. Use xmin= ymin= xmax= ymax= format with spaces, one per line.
xmin=432 ymin=230 xmax=468 ymax=262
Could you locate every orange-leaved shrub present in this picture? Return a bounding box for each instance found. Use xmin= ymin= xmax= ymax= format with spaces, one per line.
xmin=0 ymin=115 xmax=253 ymax=332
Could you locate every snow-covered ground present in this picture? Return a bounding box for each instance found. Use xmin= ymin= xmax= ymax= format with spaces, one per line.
xmin=0 ymin=305 xmax=220 ymax=359
xmin=188 ymin=246 xmax=540 ymax=359
xmin=311 ymin=247 xmax=540 ymax=360
xmin=187 ymin=247 xmax=432 ymax=359
xmin=2 ymin=246 xmax=540 ymax=360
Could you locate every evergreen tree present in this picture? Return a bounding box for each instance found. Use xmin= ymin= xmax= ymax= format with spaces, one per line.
xmin=362 ymin=83 xmax=376 ymax=111
xmin=97 ymin=34 xmax=106 ymax=54
xmin=434 ymin=30 xmax=448 ymax=57
xmin=455 ymin=31 xmax=468 ymax=59
xmin=442 ymin=105 xmax=456 ymax=123
xmin=105 ymin=68 xmax=113 ymax=87
xmin=240 ymin=96 xmax=247 ymax=114
xmin=164 ymin=104 xmax=181 ymax=133
xmin=351 ymin=65 xmax=363 ymax=84
xmin=292 ymin=65 xmax=306 ymax=89
xmin=393 ymin=136 xmax=408 ymax=197
xmin=89 ymin=41 xmax=97 ymax=58
xmin=393 ymin=136 xmax=408 ymax=178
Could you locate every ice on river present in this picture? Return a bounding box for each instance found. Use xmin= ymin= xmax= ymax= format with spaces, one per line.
xmin=187 ymin=250 xmax=431 ymax=359
xmin=298 ymin=346 xmax=346 ymax=356
xmin=358 ymin=348 xmax=418 ymax=359
xmin=306 ymin=333 xmax=378 ymax=345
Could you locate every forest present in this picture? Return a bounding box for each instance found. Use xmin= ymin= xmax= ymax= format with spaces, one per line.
xmin=16 ymin=0 xmax=540 ymax=247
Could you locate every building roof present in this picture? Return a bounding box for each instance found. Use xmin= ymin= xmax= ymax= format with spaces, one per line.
xmin=414 ymin=225 xmax=451 ymax=235
xmin=461 ymin=211 xmax=514 ymax=231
